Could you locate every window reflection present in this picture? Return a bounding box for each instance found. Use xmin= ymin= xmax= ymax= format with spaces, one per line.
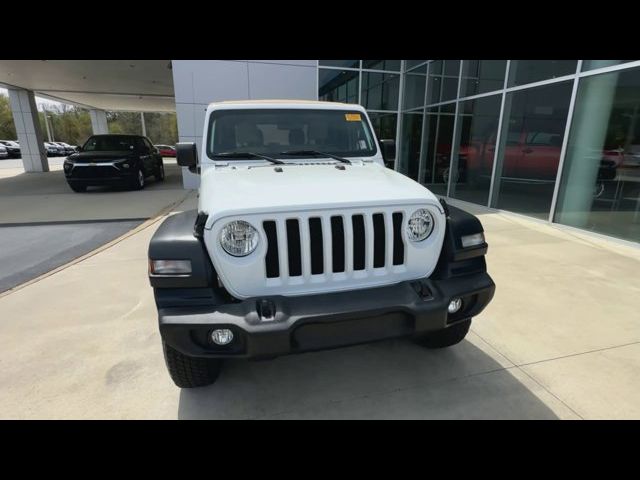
xmin=319 ymin=60 xmax=359 ymax=68
xmin=508 ymin=60 xmax=577 ymax=87
xmin=361 ymin=72 xmax=400 ymax=111
xmin=556 ymin=67 xmax=640 ymax=242
xmin=368 ymin=112 xmax=397 ymax=143
xmin=492 ymin=82 xmax=573 ymax=218
xmin=427 ymin=61 xmax=460 ymax=104
xmin=362 ymin=60 xmax=401 ymax=71
xmin=582 ymin=60 xmax=633 ymax=71
xmin=398 ymin=111 xmax=423 ymax=180
xmin=406 ymin=60 xmax=427 ymax=70
xmin=460 ymin=60 xmax=506 ymax=97
xmin=449 ymin=95 xmax=502 ymax=205
xmin=419 ymin=104 xmax=456 ymax=195
xmin=319 ymin=69 xmax=359 ymax=104
xmin=403 ymin=67 xmax=426 ymax=110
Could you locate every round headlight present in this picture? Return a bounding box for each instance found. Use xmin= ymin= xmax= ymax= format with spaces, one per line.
xmin=407 ymin=209 xmax=435 ymax=242
xmin=219 ymin=220 xmax=259 ymax=257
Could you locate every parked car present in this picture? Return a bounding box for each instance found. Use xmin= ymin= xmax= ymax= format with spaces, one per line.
xmin=63 ymin=134 xmax=165 ymax=192
xmin=148 ymin=100 xmax=495 ymax=388
xmin=43 ymin=142 xmax=63 ymax=156
xmin=0 ymin=140 xmax=21 ymax=158
xmin=155 ymin=144 xmax=177 ymax=157
xmin=53 ymin=142 xmax=77 ymax=156
xmin=0 ymin=144 xmax=8 ymax=159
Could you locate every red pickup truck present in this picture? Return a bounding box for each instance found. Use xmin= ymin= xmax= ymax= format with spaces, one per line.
xmin=442 ymin=131 xmax=622 ymax=190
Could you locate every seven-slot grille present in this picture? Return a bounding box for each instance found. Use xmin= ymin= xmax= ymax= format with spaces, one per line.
xmin=263 ymin=212 xmax=405 ymax=280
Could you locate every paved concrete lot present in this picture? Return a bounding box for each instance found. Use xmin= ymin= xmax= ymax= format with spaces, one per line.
xmin=0 ymin=159 xmax=187 ymax=224
xmin=0 ymin=193 xmax=638 ymax=419
xmin=0 ymin=159 xmax=189 ymax=293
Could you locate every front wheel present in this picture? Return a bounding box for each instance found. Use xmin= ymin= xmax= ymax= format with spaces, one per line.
xmin=155 ymin=160 xmax=165 ymax=182
xmin=130 ymin=167 xmax=145 ymax=190
xmin=414 ymin=319 xmax=472 ymax=349
xmin=162 ymin=341 xmax=223 ymax=388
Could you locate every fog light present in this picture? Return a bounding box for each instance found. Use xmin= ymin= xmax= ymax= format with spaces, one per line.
xmin=211 ymin=329 xmax=234 ymax=345
xmin=448 ymin=298 xmax=462 ymax=314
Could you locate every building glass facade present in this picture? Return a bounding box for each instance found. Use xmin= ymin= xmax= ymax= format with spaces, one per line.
xmin=318 ymin=60 xmax=640 ymax=245
xmin=318 ymin=60 xmax=401 ymax=151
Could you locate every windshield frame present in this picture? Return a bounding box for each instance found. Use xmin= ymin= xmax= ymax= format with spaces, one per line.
xmin=205 ymin=108 xmax=379 ymax=161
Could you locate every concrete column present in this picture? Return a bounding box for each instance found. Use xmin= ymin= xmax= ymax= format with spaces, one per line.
xmin=140 ymin=112 xmax=147 ymax=137
xmin=8 ymin=88 xmax=49 ymax=173
xmin=556 ymin=73 xmax=619 ymax=227
xmin=89 ymin=109 xmax=109 ymax=134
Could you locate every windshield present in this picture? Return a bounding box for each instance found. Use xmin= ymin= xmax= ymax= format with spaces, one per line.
xmin=82 ymin=135 xmax=138 ymax=152
xmin=207 ymin=109 xmax=377 ymax=159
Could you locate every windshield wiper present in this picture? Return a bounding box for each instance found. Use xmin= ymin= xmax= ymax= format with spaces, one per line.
xmin=280 ymin=150 xmax=352 ymax=165
xmin=214 ymin=151 xmax=284 ymax=165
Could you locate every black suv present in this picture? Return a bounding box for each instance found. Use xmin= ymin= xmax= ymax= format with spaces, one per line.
xmin=63 ymin=134 xmax=165 ymax=192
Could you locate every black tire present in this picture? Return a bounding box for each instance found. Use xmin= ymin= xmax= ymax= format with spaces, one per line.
xmin=414 ymin=319 xmax=472 ymax=349
xmin=69 ymin=183 xmax=87 ymax=193
xmin=162 ymin=341 xmax=223 ymax=388
xmin=155 ymin=160 xmax=165 ymax=182
xmin=131 ymin=167 xmax=145 ymax=190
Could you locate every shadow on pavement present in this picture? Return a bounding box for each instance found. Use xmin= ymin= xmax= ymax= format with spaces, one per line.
xmin=177 ymin=336 xmax=561 ymax=419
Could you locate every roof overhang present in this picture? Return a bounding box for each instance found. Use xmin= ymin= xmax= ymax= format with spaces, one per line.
xmin=0 ymin=60 xmax=175 ymax=112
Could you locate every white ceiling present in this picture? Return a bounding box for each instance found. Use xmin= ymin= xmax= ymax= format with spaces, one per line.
xmin=0 ymin=60 xmax=175 ymax=112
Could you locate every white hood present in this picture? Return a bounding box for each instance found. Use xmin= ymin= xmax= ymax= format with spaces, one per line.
xmin=199 ymin=162 xmax=442 ymax=228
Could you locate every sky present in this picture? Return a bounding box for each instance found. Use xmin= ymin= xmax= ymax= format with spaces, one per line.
xmin=0 ymin=87 xmax=66 ymax=111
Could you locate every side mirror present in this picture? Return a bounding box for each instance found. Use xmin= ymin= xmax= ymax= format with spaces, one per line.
xmin=177 ymin=142 xmax=198 ymax=173
xmin=379 ymin=139 xmax=396 ymax=167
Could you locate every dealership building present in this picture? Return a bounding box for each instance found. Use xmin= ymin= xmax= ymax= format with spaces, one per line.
xmin=1 ymin=60 xmax=639 ymax=245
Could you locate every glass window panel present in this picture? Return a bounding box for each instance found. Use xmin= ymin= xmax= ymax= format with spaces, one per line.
xmin=406 ymin=60 xmax=427 ymax=70
xmin=449 ymin=95 xmax=502 ymax=205
xmin=425 ymin=60 xmax=460 ymax=104
xmin=361 ymin=72 xmax=400 ymax=111
xmin=508 ymin=60 xmax=577 ymax=87
xmin=441 ymin=60 xmax=461 ymax=102
xmin=318 ymin=69 xmax=360 ymax=104
xmin=444 ymin=60 xmax=460 ymax=76
xmin=582 ymin=60 xmax=634 ymax=71
xmin=555 ymin=67 xmax=640 ymax=243
xmin=368 ymin=112 xmax=397 ymax=141
xmin=419 ymin=105 xmax=456 ymax=196
xmin=368 ymin=113 xmax=398 ymax=163
xmin=403 ymin=70 xmax=426 ymax=110
xmin=319 ymin=60 xmax=359 ymax=68
xmin=492 ymin=81 xmax=573 ymax=219
xmin=427 ymin=61 xmax=443 ymax=104
xmin=362 ymin=60 xmax=401 ymax=71
xmin=398 ymin=112 xmax=423 ymax=180
xmin=460 ymin=60 xmax=507 ymax=97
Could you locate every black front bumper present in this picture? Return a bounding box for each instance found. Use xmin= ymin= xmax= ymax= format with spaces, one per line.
xmin=66 ymin=168 xmax=136 ymax=186
xmin=159 ymin=272 xmax=495 ymax=359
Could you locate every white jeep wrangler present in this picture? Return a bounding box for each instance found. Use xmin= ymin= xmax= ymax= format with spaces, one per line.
xmin=148 ymin=100 xmax=495 ymax=388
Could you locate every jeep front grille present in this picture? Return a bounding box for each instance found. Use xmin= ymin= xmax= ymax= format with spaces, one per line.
xmin=263 ymin=211 xmax=405 ymax=279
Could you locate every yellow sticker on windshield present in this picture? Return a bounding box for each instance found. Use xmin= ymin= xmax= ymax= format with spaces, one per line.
xmin=345 ymin=113 xmax=362 ymax=121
